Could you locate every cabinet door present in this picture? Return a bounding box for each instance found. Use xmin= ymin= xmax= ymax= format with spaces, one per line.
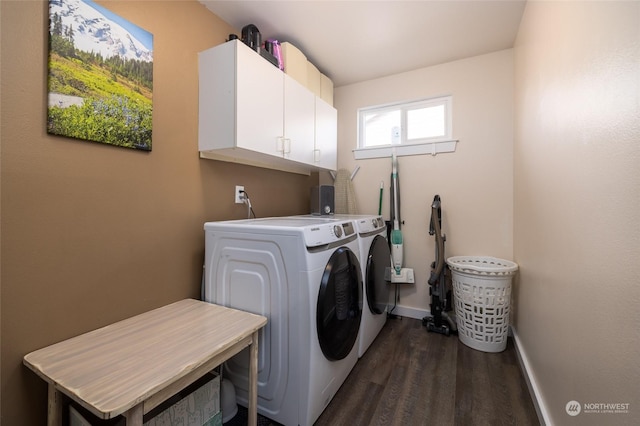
xmin=314 ymin=98 xmax=337 ymax=170
xmin=199 ymin=43 xmax=236 ymax=151
xmin=236 ymin=44 xmax=284 ymax=156
xmin=283 ymin=75 xmax=315 ymax=165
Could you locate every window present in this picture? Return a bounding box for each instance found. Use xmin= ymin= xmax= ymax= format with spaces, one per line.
xmin=355 ymin=96 xmax=457 ymax=159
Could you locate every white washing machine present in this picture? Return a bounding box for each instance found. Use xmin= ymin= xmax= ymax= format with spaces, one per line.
xmin=331 ymin=215 xmax=392 ymax=357
xmin=204 ymin=217 xmax=362 ymax=426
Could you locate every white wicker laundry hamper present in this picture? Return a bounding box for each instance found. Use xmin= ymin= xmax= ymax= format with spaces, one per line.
xmin=447 ymin=256 xmax=518 ymax=353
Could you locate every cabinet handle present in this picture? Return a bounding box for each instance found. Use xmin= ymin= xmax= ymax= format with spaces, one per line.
xmin=284 ymin=138 xmax=291 ymax=155
xmin=276 ymin=136 xmax=284 ymax=153
xmin=314 ymin=149 xmax=321 ymax=162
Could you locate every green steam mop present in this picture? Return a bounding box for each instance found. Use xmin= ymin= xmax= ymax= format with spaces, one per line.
xmin=389 ymin=153 xmax=414 ymax=284
xmin=390 ymin=153 xmax=403 ymax=275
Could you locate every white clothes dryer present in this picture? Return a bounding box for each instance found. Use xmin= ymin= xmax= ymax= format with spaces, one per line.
xmin=204 ymin=217 xmax=362 ymax=426
xmin=332 ymin=215 xmax=391 ymax=357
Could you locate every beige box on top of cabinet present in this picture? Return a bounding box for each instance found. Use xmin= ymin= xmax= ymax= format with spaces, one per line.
xmin=320 ymin=73 xmax=334 ymax=106
xmin=307 ymin=61 xmax=321 ymax=97
xmin=281 ymin=42 xmax=307 ymax=87
xmin=198 ymin=40 xmax=337 ymax=174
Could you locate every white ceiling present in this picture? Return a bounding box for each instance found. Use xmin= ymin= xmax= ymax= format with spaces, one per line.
xmin=200 ymin=0 xmax=527 ymax=87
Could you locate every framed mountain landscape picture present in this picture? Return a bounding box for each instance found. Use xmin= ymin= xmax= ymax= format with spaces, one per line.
xmin=47 ymin=0 xmax=153 ymax=151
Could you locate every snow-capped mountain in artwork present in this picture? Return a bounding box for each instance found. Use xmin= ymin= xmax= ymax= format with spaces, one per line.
xmin=49 ymin=0 xmax=152 ymax=62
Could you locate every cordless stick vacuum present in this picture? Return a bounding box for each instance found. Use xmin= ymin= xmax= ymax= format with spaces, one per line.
xmin=422 ymin=195 xmax=457 ymax=336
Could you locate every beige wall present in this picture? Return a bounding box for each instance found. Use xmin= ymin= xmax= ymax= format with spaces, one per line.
xmin=0 ymin=1 xmax=317 ymax=424
xmin=332 ymin=49 xmax=514 ymax=316
xmin=514 ymin=1 xmax=640 ymax=425
xmin=5 ymin=1 xmax=639 ymax=425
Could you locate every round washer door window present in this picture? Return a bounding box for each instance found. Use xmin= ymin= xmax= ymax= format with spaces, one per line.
xmin=367 ymin=235 xmax=391 ymax=315
xmin=316 ymin=247 xmax=362 ymax=361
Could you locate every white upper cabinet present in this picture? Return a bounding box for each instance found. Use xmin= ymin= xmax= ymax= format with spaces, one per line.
xmin=235 ymin=44 xmax=284 ymax=157
xmin=314 ymin=97 xmax=338 ymax=170
xmin=282 ymin=75 xmax=315 ymax=165
xmin=198 ymin=40 xmax=337 ymax=174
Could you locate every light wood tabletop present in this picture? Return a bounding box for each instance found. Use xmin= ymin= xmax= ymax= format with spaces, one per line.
xmin=24 ymin=298 xmax=267 ymax=426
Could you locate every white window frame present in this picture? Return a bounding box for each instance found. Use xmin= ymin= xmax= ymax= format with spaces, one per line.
xmin=354 ymin=95 xmax=457 ymax=159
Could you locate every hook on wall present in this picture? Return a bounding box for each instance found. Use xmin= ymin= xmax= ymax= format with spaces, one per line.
xmin=330 ymin=166 xmax=360 ymax=181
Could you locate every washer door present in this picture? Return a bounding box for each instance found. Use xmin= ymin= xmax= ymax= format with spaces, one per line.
xmin=316 ymin=247 xmax=362 ymax=361
xmin=367 ymin=235 xmax=391 ymax=315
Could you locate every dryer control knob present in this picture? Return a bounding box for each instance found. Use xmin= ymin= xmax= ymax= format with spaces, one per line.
xmin=333 ymin=225 xmax=343 ymax=238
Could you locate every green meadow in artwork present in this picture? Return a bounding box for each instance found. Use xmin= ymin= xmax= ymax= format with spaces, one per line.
xmin=47 ymin=0 xmax=153 ymax=151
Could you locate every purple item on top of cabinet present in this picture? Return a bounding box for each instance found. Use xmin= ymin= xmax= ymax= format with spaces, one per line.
xmin=266 ymin=39 xmax=284 ymax=70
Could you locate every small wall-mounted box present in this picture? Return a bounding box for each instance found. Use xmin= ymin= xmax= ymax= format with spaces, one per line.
xmin=311 ymin=185 xmax=335 ymax=215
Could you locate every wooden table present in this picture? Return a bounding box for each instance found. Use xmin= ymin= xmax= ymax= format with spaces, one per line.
xmin=24 ymin=299 xmax=267 ymax=426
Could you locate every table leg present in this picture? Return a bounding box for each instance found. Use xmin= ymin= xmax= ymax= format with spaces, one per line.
xmin=47 ymin=383 xmax=62 ymax=426
xmin=248 ymin=330 xmax=259 ymax=426
xmin=123 ymin=403 xmax=143 ymax=426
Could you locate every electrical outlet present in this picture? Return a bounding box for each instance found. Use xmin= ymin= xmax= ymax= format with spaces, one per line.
xmin=235 ymin=185 xmax=245 ymax=204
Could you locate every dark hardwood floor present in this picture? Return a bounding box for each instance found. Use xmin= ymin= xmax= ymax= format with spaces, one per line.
xmin=229 ymin=316 xmax=539 ymax=426
xmin=314 ymin=316 xmax=539 ymax=426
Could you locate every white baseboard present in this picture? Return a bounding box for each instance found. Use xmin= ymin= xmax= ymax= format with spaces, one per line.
xmin=387 ymin=304 xmax=429 ymax=320
xmin=512 ymin=329 xmax=552 ymax=426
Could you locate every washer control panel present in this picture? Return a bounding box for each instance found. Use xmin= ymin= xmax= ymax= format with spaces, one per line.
xmin=303 ymin=221 xmax=355 ymax=247
xmin=353 ymin=215 xmax=386 ymax=234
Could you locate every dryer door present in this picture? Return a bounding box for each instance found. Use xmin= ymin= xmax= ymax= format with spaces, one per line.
xmin=316 ymin=247 xmax=362 ymax=361
xmin=367 ymin=235 xmax=392 ymax=314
